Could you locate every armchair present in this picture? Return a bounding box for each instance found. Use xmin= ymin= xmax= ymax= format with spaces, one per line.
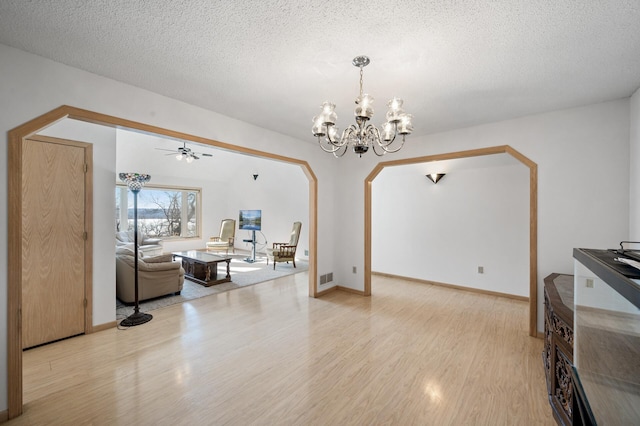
xmin=206 ymin=219 xmax=236 ymax=254
xmin=266 ymin=222 xmax=302 ymax=269
xmin=115 ymin=246 xmax=184 ymax=303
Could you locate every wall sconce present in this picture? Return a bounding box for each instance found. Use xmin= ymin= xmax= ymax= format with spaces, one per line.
xmin=426 ymin=173 xmax=446 ymax=184
xmin=253 ymin=173 xmax=259 ymax=181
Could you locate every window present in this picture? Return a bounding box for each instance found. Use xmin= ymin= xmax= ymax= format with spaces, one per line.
xmin=116 ymin=184 xmax=201 ymax=239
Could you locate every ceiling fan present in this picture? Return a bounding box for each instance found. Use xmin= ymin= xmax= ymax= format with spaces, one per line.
xmin=155 ymin=142 xmax=213 ymax=163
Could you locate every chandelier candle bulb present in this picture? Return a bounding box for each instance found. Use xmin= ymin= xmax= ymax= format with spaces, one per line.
xmin=381 ymin=122 xmax=394 ymax=141
xmin=398 ymin=114 xmax=414 ymax=135
xmin=355 ymin=94 xmax=374 ymax=119
xmin=385 ymin=97 xmax=405 ymax=123
xmin=312 ymin=116 xmax=325 ymax=137
xmin=311 ymin=55 xmax=413 ymax=157
xmin=321 ymin=102 xmax=337 ymax=125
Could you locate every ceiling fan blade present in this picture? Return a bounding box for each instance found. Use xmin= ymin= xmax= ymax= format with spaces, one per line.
xmin=155 ymin=143 xmax=212 ymax=160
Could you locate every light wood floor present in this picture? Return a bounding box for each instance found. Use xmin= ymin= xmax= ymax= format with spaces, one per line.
xmin=12 ymin=273 xmax=554 ymax=425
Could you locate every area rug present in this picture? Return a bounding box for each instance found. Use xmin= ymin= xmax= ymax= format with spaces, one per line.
xmin=116 ymin=253 xmax=308 ymax=319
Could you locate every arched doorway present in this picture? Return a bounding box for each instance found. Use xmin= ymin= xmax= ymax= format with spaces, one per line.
xmin=364 ymin=145 xmax=538 ymax=336
xmin=7 ymin=105 xmax=319 ymax=418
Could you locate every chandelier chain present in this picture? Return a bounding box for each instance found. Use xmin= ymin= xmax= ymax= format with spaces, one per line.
xmin=359 ymin=66 xmax=364 ymax=98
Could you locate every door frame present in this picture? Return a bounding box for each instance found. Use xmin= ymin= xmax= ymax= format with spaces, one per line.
xmin=364 ymin=145 xmax=538 ymax=336
xmin=7 ymin=105 xmax=319 ymax=419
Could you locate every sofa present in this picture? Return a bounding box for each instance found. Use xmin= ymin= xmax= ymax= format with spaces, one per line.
xmin=115 ymin=246 xmax=184 ymax=303
xmin=115 ymin=230 xmax=163 ymax=256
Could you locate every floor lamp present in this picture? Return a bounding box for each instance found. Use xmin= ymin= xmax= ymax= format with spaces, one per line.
xmin=119 ymin=172 xmax=153 ymax=327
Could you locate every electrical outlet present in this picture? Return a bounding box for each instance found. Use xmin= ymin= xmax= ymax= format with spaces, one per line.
xmin=478 ymin=266 xmax=484 ymax=274
xmin=586 ymin=278 xmax=594 ymax=288
xmin=352 ymin=266 xmax=357 ymax=274
xmin=304 ymin=249 xmax=309 ymax=256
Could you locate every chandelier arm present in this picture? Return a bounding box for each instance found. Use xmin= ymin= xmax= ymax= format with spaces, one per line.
xmin=317 ymin=137 xmax=344 ymax=153
xmin=325 ymin=124 xmax=343 ymax=147
xmin=327 ymin=124 xmax=359 ymax=147
xmin=365 ymin=126 xmax=387 ymax=156
xmin=341 ymin=125 xmax=359 ymax=145
xmin=380 ymin=133 xmax=398 ymax=147
xmin=379 ymin=122 xmax=399 ymax=147
xmin=379 ymin=134 xmax=407 ymax=154
xmin=333 ymin=144 xmax=349 ymax=158
xmin=376 ymin=122 xmax=407 ymax=152
xmin=371 ymin=143 xmax=387 ymax=156
xmin=364 ymin=124 xmax=379 ymax=143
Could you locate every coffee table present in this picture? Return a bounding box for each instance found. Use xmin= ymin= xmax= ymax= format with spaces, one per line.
xmin=172 ymin=250 xmax=232 ymax=287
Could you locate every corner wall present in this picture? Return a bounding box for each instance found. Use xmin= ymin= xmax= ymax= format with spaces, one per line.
xmin=372 ymin=163 xmax=529 ymax=297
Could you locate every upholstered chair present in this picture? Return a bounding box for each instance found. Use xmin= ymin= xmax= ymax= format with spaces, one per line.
xmin=206 ymin=219 xmax=236 ymax=254
xmin=266 ymin=222 xmax=302 ymax=269
xmin=115 ymin=246 xmax=184 ymax=303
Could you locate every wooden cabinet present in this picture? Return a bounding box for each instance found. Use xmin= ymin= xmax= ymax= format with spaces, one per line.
xmin=543 ymin=273 xmax=574 ymax=425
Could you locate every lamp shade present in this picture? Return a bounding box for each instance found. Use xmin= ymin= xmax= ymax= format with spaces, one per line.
xmin=119 ymin=173 xmax=151 ymax=192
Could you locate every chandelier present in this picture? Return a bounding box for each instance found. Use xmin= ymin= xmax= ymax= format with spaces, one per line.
xmin=312 ymin=55 xmax=413 ymax=157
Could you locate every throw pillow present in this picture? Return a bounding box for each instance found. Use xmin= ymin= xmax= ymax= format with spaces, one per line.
xmin=144 ymin=253 xmax=173 ymax=263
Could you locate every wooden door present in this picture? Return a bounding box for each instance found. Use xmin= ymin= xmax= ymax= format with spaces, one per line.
xmin=22 ymin=136 xmax=90 ymax=349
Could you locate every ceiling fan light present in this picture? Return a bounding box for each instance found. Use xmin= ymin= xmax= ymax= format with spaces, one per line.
xmin=186 ymin=155 xmax=194 ymax=163
xmin=176 ymin=153 xmax=183 ymax=161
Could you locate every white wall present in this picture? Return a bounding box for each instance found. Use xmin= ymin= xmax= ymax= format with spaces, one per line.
xmin=372 ymin=164 xmax=529 ymax=297
xmin=335 ymin=99 xmax=631 ymax=334
xmin=225 ymin=158 xmax=309 ymax=257
xmin=630 ymin=87 xmax=640 ymax=240
xmin=0 ymin=43 xmax=337 ymax=412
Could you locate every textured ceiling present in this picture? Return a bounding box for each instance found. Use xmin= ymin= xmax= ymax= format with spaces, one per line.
xmin=1 ymin=1 xmax=639 ymax=143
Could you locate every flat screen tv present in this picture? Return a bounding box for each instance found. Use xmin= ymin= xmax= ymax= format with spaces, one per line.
xmin=239 ymin=209 xmax=262 ymax=231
